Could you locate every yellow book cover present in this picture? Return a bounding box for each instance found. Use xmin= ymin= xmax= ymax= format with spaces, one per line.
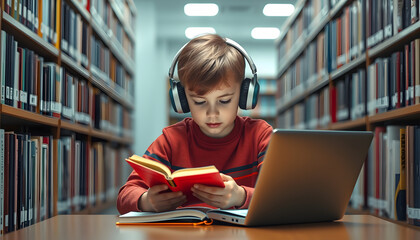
xmin=14 ymin=0 xmax=20 ymax=21
xmin=37 ymin=0 xmax=43 ymax=37
xmin=394 ymin=128 xmax=406 ymax=220
xmin=55 ymin=0 xmax=61 ymax=49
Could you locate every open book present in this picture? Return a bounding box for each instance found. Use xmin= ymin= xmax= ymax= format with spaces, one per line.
xmin=116 ymin=207 xmax=247 ymax=225
xmin=116 ymin=207 xmax=213 ymax=225
xmin=125 ymin=155 xmax=225 ymax=205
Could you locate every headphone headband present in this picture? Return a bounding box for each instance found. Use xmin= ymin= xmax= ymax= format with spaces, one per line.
xmin=168 ymin=38 xmax=257 ymax=80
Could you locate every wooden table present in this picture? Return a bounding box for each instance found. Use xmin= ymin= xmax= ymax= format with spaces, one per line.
xmin=2 ymin=215 xmax=420 ymax=240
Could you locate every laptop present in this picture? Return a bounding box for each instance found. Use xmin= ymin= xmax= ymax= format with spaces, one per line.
xmin=207 ymin=129 xmax=373 ymax=226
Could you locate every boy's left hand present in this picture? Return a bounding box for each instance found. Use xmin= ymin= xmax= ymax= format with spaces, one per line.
xmin=191 ymin=173 xmax=245 ymax=209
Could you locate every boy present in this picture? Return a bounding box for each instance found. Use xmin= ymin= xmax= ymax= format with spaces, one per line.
xmin=117 ymin=34 xmax=273 ymax=214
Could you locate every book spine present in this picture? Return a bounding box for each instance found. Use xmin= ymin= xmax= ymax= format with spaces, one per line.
xmin=410 ymin=41 xmax=415 ymax=105
xmin=394 ymin=128 xmax=407 ymax=220
xmin=17 ymin=47 xmax=23 ymax=110
xmin=25 ymin=135 xmax=31 ymax=227
xmin=416 ymin=39 xmax=420 ymax=104
xmin=1 ymin=31 xmax=6 ymax=105
xmin=13 ymin=36 xmax=19 ymax=108
xmin=0 ymin=129 xmax=4 ymax=235
xmin=413 ymin=126 xmax=420 ymax=226
xmin=4 ymin=133 xmax=10 ymax=233
xmin=406 ymin=126 xmax=414 ymax=224
xmin=411 ymin=0 xmax=419 ymax=23
xmin=11 ymin=133 xmax=16 ymax=232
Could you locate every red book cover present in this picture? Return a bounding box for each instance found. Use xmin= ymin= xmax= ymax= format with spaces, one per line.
xmin=329 ymin=85 xmax=337 ymax=123
xmin=78 ymin=81 xmax=82 ymax=117
xmin=88 ymin=86 xmax=92 ymax=125
xmin=86 ymin=0 xmax=91 ymax=13
xmin=396 ymin=52 xmax=401 ymax=108
xmin=52 ymin=67 xmax=61 ymax=118
xmin=42 ymin=136 xmax=50 ymax=218
xmin=345 ymin=7 xmax=350 ymax=64
xmin=35 ymin=57 xmax=41 ymax=114
xmin=406 ymin=45 xmax=410 ymax=106
xmin=375 ymin=62 xmax=379 ymax=114
xmin=85 ymin=141 xmax=90 ymax=208
xmin=337 ymin=17 xmax=343 ymax=68
xmin=70 ymin=137 xmax=75 ymax=212
xmin=367 ymin=0 xmax=371 ymax=48
xmin=90 ymin=89 xmax=95 ymax=126
xmin=363 ymin=155 xmax=369 ymax=209
xmin=374 ymin=127 xmax=386 ymax=216
xmin=126 ymin=155 xmax=224 ymax=206
xmin=4 ymin=0 xmax=10 ymax=14
xmin=411 ymin=41 xmax=416 ymax=105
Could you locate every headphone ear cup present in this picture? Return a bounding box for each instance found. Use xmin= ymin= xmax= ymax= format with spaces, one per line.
xmin=176 ymin=82 xmax=190 ymax=113
xmin=169 ymin=81 xmax=190 ymax=113
xmin=239 ymin=78 xmax=259 ymax=110
xmin=238 ymin=79 xmax=249 ymax=110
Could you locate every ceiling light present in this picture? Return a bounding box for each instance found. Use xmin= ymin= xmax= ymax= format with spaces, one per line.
xmin=184 ymin=3 xmax=219 ymax=16
xmin=263 ymin=4 xmax=295 ymax=16
xmin=185 ymin=27 xmax=216 ymax=39
xmin=251 ymin=27 xmax=280 ymax=39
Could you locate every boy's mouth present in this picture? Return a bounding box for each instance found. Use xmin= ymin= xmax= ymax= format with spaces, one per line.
xmin=206 ymin=123 xmax=221 ymax=128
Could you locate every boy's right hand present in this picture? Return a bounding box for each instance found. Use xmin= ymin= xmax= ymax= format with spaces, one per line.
xmin=138 ymin=184 xmax=187 ymax=212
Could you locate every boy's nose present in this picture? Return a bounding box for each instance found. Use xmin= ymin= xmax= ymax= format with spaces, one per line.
xmin=206 ymin=104 xmax=219 ymax=116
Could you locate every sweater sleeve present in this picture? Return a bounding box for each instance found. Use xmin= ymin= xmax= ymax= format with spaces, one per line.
xmin=116 ymin=170 xmax=148 ymax=214
xmin=117 ymin=133 xmax=173 ymax=214
xmin=236 ymin=186 xmax=254 ymax=209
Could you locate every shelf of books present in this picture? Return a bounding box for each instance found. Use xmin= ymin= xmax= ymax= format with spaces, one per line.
xmin=238 ymin=77 xmax=278 ymax=127
xmin=0 ymin=0 xmax=137 ymax=235
xmin=276 ymin=0 xmax=420 ymax=228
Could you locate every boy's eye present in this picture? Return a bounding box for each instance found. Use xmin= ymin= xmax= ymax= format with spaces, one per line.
xmin=194 ymin=101 xmax=205 ymax=105
xmin=220 ymin=99 xmax=231 ymax=104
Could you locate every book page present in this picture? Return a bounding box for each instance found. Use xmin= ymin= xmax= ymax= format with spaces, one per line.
xmin=118 ymin=209 xmax=209 ymax=223
xmin=128 ymin=155 xmax=171 ymax=177
xmin=172 ymin=165 xmax=219 ymax=178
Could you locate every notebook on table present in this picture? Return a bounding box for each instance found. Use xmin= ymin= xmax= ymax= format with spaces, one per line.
xmin=207 ymin=129 xmax=373 ymax=226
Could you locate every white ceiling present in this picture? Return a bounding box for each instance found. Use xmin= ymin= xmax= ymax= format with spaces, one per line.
xmin=153 ymin=0 xmax=297 ymax=44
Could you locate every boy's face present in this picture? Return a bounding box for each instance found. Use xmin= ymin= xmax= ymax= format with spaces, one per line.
xmin=185 ymin=74 xmax=240 ymax=138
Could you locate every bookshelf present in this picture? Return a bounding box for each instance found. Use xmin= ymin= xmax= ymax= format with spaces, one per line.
xmin=239 ymin=77 xmax=278 ymax=127
xmin=276 ymin=0 xmax=420 ymax=227
xmin=0 ymin=0 xmax=136 ymax=234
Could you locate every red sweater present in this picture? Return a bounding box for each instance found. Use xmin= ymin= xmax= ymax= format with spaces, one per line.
xmin=117 ymin=116 xmax=273 ymax=214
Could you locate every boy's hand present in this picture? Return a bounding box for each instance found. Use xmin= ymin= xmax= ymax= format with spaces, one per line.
xmin=138 ymin=184 xmax=186 ymax=212
xmin=191 ymin=173 xmax=245 ymax=209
